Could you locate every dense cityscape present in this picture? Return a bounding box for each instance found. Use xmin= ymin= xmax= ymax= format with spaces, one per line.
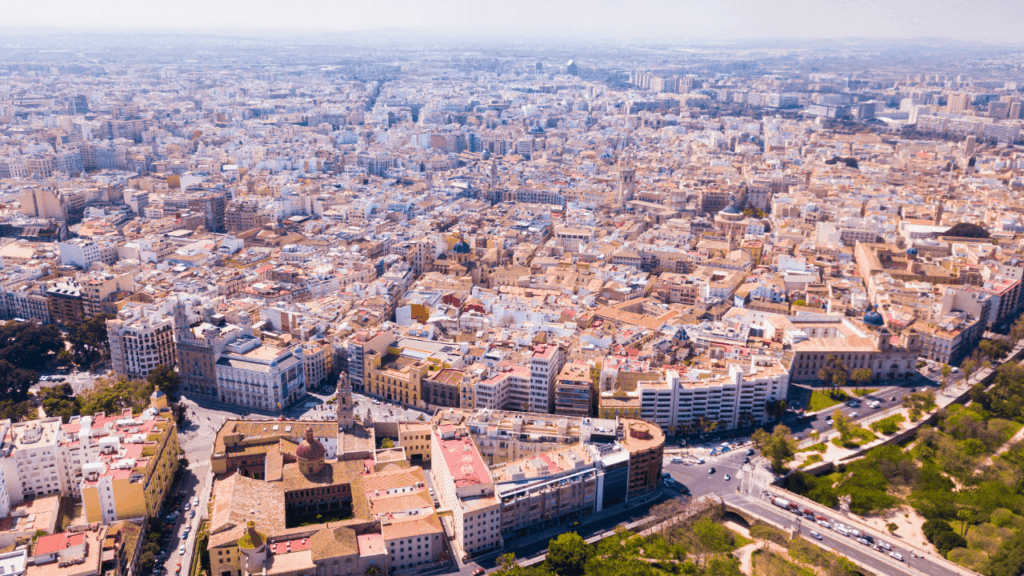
xmin=0 ymin=19 xmax=1023 ymax=576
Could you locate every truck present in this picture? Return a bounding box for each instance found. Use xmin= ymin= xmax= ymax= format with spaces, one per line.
xmin=770 ymin=497 xmax=792 ymax=510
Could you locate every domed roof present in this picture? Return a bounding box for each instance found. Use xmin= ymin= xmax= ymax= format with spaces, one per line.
xmin=863 ymin=311 xmax=885 ymax=327
xmin=906 ymin=247 xmax=919 ymax=256
xmin=452 ymin=240 xmax=471 ymax=254
xmin=721 ymin=205 xmax=740 ymax=215
xmin=295 ymin=427 xmax=325 ymax=461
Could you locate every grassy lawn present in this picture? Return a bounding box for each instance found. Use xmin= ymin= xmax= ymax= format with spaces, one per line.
xmin=808 ymin=390 xmax=849 ymax=412
xmin=799 ymin=442 xmax=828 ymax=453
xmin=800 ymin=454 xmax=823 ymax=468
xmin=850 ymin=388 xmax=879 ymax=397
xmin=831 ymin=426 xmax=878 ymax=448
xmin=753 ymin=550 xmax=816 ymax=576
xmin=869 ymin=413 xmax=906 ymax=435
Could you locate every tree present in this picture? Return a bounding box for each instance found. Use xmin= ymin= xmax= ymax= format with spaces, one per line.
xmin=68 ymin=314 xmax=114 ymax=367
xmin=886 ymin=522 xmax=899 ymax=534
xmin=197 ymin=529 xmax=210 ymax=574
xmin=0 ymin=360 xmax=39 ymax=403
xmin=0 ymin=322 xmax=64 ymax=371
xmin=961 ymin=357 xmax=977 ymax=384
xmin=817 ymin=355 xmax=848 ymax=393
xmin=850 ymin=368 xmax=873 ymax=392
xmin=147 ymin=364 xmax=181 ymax=398
xmin=381 ymin=438 xmax=394 ymax=449
xmin=40 ymin=383 xmax=80 ymax=423
xmin=752 ymin=424 xmax=797 ymax=474
xmin=765 ymin=400 xmax=787 ymax=421
xmin=546 ymin=532 xmax=593 ymax=576
xmin=832 ymin=411 xmax=852 ymax=441
xmin=903 ymin=390 xmax=937 ymax=421
xmin=957 ymin=509 xmax=973 ymax=537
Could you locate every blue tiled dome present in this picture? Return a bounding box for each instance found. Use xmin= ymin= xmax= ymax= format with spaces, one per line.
xmin=452 ymin=240 xmax=471 ymax=254
xmin=863 ymin=311 xmax=885 ymax=327
xmin=906 ymin=247 xmax=919 ymax=256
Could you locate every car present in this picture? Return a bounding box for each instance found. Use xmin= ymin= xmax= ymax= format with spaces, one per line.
xmin=724 ymin=474 xmax=731 ymax=481
xmin=182 ymin=528 xmax=189 ymax=538
xmin=817 ymin=520 xmax=830 ymax=529
xmin=742 ymin=456 xmax=750 ymax=464
xmin=708 ymin=467 xmax=716 ymax=474
xmin=184 ymin=503 xmax=190 ymax=511
xmin=889 ymin=552 xmax=904 ymax=562
xmin=192 ymin=497 xmax=198 ymax=506
xmin=850 ymin=412 xmax=859 ymax=418
xmin=472 ymin=568 xmax=486 ymax=576
xmin=189 ymin=509 xmax=195 ymax=518
xmin=803 ymin=513 xmax=814 ymax=520
xmin=697 ymin=458 xmax=706 ymax=464
xmin=175 ymin=564 xmax=182 ymax=574
xmin=815 ymin=515 xmax=828 ymax=521
xmin=178 ymin=546 xmax=185 ymax=555
xmin=878 ymin=541 xmax=892 ymax=551
xmin=858 ymin=537 xmax=870 ymax=546
xmin=745 ymin=449 xmax=755 ymax=456
xmin=809 ymin=530 xmax=822 ymax=540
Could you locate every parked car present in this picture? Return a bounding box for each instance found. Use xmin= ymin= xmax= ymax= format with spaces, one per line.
xmin=189 ymin=509 xmax=196 ymax=518
xmin=723 ymin=474 xmax=731 ymax=481
xmin=472 ymin=568 xmax=486 ymax=576
xmin=745 ymin=449 xmax=755 ymax=456
xmin=708 ymin=467 xmax=716 ymax=474
xmin=671 ymin=456 xmax=683 ymax=463
xmin=178 ymin=546 xmax=185 ymax=555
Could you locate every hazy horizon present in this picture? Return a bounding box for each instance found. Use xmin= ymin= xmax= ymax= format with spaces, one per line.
xmin=5 ymin=0 xmax=1024 ymax=45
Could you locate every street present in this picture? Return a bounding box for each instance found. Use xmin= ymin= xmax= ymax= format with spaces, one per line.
xmin=724 ymin=493 xmax=960 ymax=576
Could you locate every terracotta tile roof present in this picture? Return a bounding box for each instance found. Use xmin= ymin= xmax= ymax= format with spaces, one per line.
xmin=209 ymin=472 xmax=286 ymax=547
xmin=309 ymin=525 xmax=359 ymax=561
xmin=381 ymin=514 xmax=443 ymax=540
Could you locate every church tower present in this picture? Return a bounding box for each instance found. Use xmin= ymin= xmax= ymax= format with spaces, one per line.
xmin=336 ymin=374 xmax=355 ymax=431
xmin=172 ymin=296 xmax=193 ymax=343
xmin=618 ymin=160 xmax=635 ymax=203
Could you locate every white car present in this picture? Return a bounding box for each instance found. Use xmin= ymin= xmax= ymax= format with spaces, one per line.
xmin=724 ymin=474 xmax=731 ymax=481
xmin=809 ymin=530 xmax=822 ymax=540
xmin=890 ymin=552 xmax=904 ymax=562
xmin=816 ymin=520 xmax=830 ymax=529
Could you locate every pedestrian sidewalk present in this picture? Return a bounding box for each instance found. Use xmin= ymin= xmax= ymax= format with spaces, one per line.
xmin=510 ymin=489 xmax=666 ymax=566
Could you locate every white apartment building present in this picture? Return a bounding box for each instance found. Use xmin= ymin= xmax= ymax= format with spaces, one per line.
xmin=56 ymin=238 xmax=114 ymax=269
xmin=429 ymin=419 xmax=502 ymax=559
xmin=637 ymin=356 xmax=789 ymax=434
xmin=214 ymin=335 xmax=306 ymax=411
xmin=0 ymin=419 xmax=64 ymax=504
xmin=529 ymin=344 xmax=563 ymax=413
xmin=107 ymin=305 xmax=177 ymax=381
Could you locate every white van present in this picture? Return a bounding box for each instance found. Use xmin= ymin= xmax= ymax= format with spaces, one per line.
xmin=671 ymin=456 xmax=683 ymax=464
xmin=835 ymin=527 xmax=849 ymax=537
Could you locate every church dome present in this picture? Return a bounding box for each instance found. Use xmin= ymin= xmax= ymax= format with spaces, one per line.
xmin=906 ymin=247 xmax=919 ymax=256
xmin=452 ymin=240 xmax=472 ymax=254
xmin=863 ymin=310 xmax=885 ymax=327
xmin=296 ymin=427 xmax=325 ymax=461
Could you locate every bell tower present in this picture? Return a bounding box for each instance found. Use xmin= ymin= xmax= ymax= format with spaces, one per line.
xmin=618 ymin=159 xmax=635 ymax=203
xmin=336 ymin=374 xmax=355 ymax=431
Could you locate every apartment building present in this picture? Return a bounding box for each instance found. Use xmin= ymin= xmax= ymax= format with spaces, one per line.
xmin=76 ymin=408 xmax=180 ymax=523
xmin=81 ymin=271 xmax=134 ymax=317
xmin=429 ymin=417 xmax=502 ymax=559
xmin=107 ymin=305 xmax=176 ymax=381
xmin=553 ymin=362 xmax=592 ymax=417
xmin=215 ymin=335 xmax=306 ymax=412
xmin=345 ymin=331 xmax=395 ymax=391
xmin=529 ymin=344 xmax=563 ymax=413
xmin=0 ymin=419 xmax=63 ymax=504
xmin=636 ymin=356 xmax=789 ymax=434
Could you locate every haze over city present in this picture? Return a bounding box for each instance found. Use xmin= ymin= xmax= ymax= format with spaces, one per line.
xmin=2 ymin=4 xmax=1024 ymax=576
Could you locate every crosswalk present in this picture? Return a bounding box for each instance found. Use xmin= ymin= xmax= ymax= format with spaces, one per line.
xmin=187 ymin=460 xmax=209 ymax=470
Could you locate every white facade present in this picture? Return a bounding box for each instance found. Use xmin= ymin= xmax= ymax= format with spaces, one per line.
xmin=214 ymin=336 xmax=306 ymax=411
xmin=56 ymin=239 xmax=102 ymax=269
xmin=108 ymin=306 xmax=177 ymax=381
xmin=637 ymin=357 xmax=789 ymax=434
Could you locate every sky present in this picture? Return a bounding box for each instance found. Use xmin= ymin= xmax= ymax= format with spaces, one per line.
xmin=5 ymin=0 xmax=1024 ymax=44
